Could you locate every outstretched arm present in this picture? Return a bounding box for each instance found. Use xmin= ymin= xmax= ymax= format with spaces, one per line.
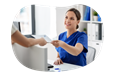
xmin=51 ymin=40 xmax=83 ymax=56
xmin=11 ymin=30 xmax=47 ymax=47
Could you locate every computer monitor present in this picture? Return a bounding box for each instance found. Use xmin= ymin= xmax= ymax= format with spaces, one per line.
xmin=13 ymin=21 xmax=21 ymax=32
xmin=12 ymin=43 xmax=48 ymax=71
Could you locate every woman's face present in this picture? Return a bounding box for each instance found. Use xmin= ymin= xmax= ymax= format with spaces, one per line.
xmin=64 ymin=11 xmax=79 ymax=30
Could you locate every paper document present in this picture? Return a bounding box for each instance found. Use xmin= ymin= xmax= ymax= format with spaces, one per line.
xmin=32 ymin=35 xmax=57 ymax=43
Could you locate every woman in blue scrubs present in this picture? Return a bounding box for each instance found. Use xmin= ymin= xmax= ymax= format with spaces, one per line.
xmin=51 ymin=8 xmax=88 ymax=66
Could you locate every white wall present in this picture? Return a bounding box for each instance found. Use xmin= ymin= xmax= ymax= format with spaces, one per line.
xmin=35 ymin=5 xmax=57 ymax=60
xmin=56 ymin=5 xmax=87 ymax=34
xmin=56 ymin=6 xmax=78 ymax=36
xmin=35 ymin=5 xmax=57 ymax=39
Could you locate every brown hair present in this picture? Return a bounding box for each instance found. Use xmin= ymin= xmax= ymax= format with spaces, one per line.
xmin=66 ymin=8 xmax=81 ymax=29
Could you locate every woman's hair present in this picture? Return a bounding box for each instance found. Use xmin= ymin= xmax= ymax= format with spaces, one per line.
xmin=66 ymin=8 xmax=81 ymax=29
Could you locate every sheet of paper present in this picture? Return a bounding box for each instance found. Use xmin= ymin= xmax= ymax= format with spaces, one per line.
xmin=32 ymin=35 xmax=52 ymax=43
xmin=43 ymin=35 xmax=52 ymax=43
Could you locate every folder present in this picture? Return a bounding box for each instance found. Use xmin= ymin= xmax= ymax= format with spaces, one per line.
xmin=95 ymin=24 xmax=99 ymax=40
xmin=98 ymin=14 xmax=101 ymax=21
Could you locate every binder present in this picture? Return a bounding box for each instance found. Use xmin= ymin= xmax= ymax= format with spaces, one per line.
xmin=98 ymin=14 xmax=101 ymax=21
xmin=92 ymin=24 xmax=96 ymax=40
xmin=79 ymin=5 xmax=86 ymax=21
xmin=87 ymin=23 xmax=92 ymax=41
xmin=95 ymin=24 xmax=102 ymax=40
xmin=83 ymin=6 xmax=90 ymax=21
xmin=95 ymin=24 xmax=99 ymax=40
xmin=87 ymin=23 xmax=103 ymax=41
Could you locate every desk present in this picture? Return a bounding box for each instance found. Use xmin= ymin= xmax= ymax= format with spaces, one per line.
xmin=48 ymin=60 xmax=115 ymax=72
xmin=48 ymin=60 xmax=82 ymax=71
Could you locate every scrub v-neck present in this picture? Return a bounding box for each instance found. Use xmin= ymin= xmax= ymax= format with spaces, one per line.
xmin=65 ymin=31 xmax=78 ymax=41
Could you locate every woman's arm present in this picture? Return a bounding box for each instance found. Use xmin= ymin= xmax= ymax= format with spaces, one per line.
xmin=61 ymin=42 xmax=84 ymax=56
xmin=11 ymin=30 xmax=47 ymax=47
xmin=54 ymin=52 xmax=63 ymax=65
xmin=57 ymin=52 xmax=60 ymax=58
xmin=51 ymin=40 xmax=83 ymax=56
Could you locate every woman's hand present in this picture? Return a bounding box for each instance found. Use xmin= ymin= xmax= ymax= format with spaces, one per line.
xmin=51 ymin=40 xmax=65 ymax=48
xmin=54 ymin=58 xmax=63 ymax=65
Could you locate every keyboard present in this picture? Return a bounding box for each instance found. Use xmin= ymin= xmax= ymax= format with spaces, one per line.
xmin=48 ymin=63 xmax=54 ymax=68
xmin=24 ymin=35 xmax=35 ymax=38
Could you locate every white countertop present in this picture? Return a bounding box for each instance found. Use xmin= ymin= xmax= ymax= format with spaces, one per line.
xmin=48 ymin=60 xmax=82 ymax=72
xmin=48 ymin=60 xmax=115 ymax=72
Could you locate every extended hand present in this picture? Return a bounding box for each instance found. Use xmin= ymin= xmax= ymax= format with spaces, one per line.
xmin=51 ymin=40 xmax=64 ymax=48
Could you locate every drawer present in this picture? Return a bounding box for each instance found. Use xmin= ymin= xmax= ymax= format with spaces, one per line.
xmin=88 ymin=41 xmax=103 ymax=58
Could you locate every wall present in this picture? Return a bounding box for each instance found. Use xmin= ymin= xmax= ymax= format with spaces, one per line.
xmin=56 ymin=5 xmax=87 ymax=34
xmin=35 ymin=5 xmax=57 ymax=39
xmin=35 ymin=5 xmax=57 ymax=60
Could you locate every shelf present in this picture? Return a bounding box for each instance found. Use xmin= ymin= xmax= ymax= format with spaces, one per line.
xmin=80 ymin=20 xmax=91 ymax=23
xmin=91 ymin=40 xmax=103 ymax=43
xmin=91 ymin=21 xmax=103 ymax=23
xmin=80 ymin=20 xmax=103 ymax=24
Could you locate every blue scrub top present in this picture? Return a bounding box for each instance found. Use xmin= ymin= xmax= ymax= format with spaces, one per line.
xmin=56 ymin=31 xmax=88 ymax=66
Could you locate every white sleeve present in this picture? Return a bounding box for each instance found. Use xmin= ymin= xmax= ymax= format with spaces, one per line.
xmin=11 ymin=23 xmax=17 ymax=35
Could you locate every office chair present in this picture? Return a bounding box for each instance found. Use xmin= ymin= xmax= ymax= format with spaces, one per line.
xmin=86 ymin=46 xmax=96 ymax=64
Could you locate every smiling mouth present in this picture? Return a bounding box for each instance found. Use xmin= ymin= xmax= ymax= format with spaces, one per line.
xmin=65 ymin=24 xmax=71 ymax=26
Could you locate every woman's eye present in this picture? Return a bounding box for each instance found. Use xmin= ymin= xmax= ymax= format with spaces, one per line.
xmin=65 ymin=16 xmax=68 ymax=19
xmin=71 ymin=18 xmax=74 ymax=20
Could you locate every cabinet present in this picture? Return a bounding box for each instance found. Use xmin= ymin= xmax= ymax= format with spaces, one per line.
xmin=88 ymin=41 xmax=103 ymax=59
xmin=92 ymin=42 xmax=102 ymax=58
xmin=87 ymin=23 xmax=103 ymax=41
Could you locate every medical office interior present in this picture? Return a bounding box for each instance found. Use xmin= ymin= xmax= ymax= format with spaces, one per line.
xmin=12 ymin=4 xmax=104 ymax=72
